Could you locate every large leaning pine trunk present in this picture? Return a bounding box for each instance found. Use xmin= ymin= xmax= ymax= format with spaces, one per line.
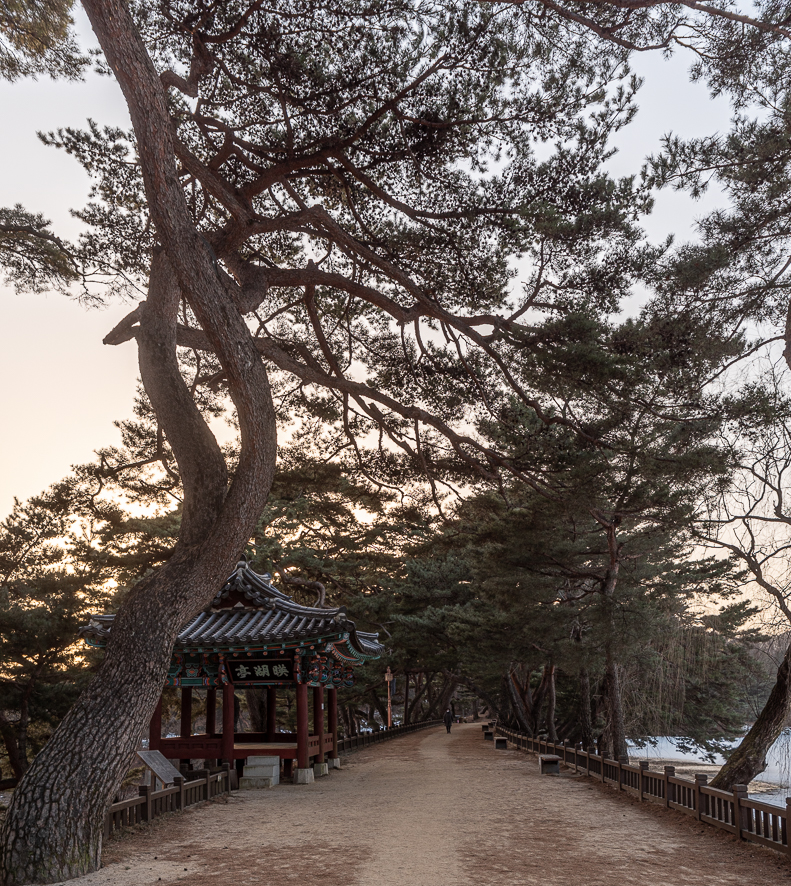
xmin=711 ymin=639 xmax=791 ymax=791
xmin=0 ymin=2 xmax=277 ymax=883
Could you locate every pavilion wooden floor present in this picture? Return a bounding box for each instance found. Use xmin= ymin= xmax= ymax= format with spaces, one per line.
xmin=70 ymin=724 xmax=791 ymax=886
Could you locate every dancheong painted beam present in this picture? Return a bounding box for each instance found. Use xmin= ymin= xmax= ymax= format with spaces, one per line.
xmin=78 ymin=560 xmax=383 ymax=769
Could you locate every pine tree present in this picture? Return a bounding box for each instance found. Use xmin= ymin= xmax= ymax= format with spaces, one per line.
xmin=0 ymin=2 xmax=659 ymax=878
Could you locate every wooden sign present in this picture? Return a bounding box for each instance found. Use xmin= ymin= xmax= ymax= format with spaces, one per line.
xmin=227 ymin=657 xmax=294 ymax=684
xmin=137 ymin=750 xmax=182 ymax=785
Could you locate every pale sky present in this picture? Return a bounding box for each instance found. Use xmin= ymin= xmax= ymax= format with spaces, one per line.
xmin=0 ymin=13 xmax=735 ymax=517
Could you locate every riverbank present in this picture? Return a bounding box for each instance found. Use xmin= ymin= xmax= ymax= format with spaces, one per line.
xmin=629 ymin=734 xmax=791 ymax=807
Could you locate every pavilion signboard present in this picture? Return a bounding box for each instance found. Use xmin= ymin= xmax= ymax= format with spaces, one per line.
xmin=227 ymin=657 xmax=294 ymax=684
xmin=80 ymin=561 xmax=384 ymax=772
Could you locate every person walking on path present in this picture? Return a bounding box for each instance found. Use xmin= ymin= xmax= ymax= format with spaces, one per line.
xmin=443 ymin=709 xmax=453 ymax=733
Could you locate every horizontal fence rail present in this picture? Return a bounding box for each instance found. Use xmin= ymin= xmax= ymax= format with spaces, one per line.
xmin=338 ymin=720 xmax=442 ymax=754
xmin=494 ymin=725 xmax=791 ymax=858
xmin=104 ymin=764 xmax=232 ymax=840
xmin=105 ymin=722 xmax=440 ymax=840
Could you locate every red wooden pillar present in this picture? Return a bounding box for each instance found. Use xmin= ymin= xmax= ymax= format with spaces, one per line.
xmin=149 ymin=694 xmax=162 ymax=751
xmin=313 ymin=685 xmax=325 ymax=764
xmin=266 ymin=686 xmax=277 ymax=742
xmin=296 ymin=681 xmax=309 ymax=770
xmin=328 ymin=687 xmax=338 ymax=761
xmin=206 ymin=688 xmax=217 ymax=736
xmin=222 ymin=680 xmax=235 ymax=764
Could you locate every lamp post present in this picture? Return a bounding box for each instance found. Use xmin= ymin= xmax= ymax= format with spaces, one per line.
xmin=385 ymin=666 xmax=393 ymax=728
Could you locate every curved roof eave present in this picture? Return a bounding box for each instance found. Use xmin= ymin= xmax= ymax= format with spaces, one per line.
xmin=78 ymin=562 xmax=384 ymax=659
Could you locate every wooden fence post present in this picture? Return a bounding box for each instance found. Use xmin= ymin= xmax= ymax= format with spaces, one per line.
xmin=222 ymin=762 xmax=231 ymax=795
xmin=638 ymin=761 xmax=648 ymax=802
xmin=139 ymin=784 xmax=153 ymax=822
xmin=175 ymin=774 xmax=185 ymax=812
xmin=194 ymin=768 xmax=210 ymax=801
xmin=618 ymin=756 xmax=628 ymax=792
xmin=694 ymin=774 xmax=707 ymax=821
xmin=785 ymin=798 xmax=791 ymax=856
xmin=587 ymin=746 xmax=595 ymax=777
xmin=733 ymin=784 xmax=748 ymax=839
xmin=600 ymin=753 xmax=606 ymax=783
xmin=664 ymin=765 xmax=675 ymax=808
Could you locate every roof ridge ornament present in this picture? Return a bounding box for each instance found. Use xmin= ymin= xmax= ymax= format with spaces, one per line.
xmin=78 ymin=554 xmax=384 ymax=662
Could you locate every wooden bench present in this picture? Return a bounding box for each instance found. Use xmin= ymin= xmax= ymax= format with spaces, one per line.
xmin=539 ymin=754 xmax=560 ymax=774
xmin=494 ymin=737 xmax=508 ymax=750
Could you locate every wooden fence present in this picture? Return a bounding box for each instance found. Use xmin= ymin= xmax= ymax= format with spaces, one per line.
xmin=104 ymin=764 xmax=232 ymax=839
xmin=337 ymin=719 xmax=442 ymax=753
xmin=104 ymin=721 xmax=440 ymax=839
xmin=495 ymin=725 xmax=791 ymax=858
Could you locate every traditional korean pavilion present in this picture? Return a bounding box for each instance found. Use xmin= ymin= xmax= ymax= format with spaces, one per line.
xmin=80 ymin=560 xmax=383 ymax=780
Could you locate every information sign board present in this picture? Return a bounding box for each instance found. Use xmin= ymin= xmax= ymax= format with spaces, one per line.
xmin=137 ymin=750 xmax=182 ymax=785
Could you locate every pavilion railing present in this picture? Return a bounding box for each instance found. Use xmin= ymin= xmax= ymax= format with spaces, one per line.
xmin=338 ymin=719 xmax=442 ymax=753
xmin=103 ymin=764 xmax=232 ymax=840
xmin=494 ymin=724 xmax=791 ymax=858
xmin=104 ymin=722 xmax=441 ymax=839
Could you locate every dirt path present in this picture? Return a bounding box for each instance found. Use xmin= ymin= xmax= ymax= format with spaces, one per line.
xmin=65 ymin=723 xmax=791 ymax=886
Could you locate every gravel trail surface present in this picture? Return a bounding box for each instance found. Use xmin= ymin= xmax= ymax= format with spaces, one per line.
xmin=65 ymin=722 xmax=791 ymax=886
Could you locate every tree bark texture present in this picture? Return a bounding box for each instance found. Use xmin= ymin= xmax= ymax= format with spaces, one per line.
xmin=459 ymin=677 xmax=501 ymax=723
xmin=546 ymin=665 xmax=558 ymax=742
xmin=579 ymin=667 xmax=594 ymax=749
xmin=369 ymin=690 xmax=388 ymax=726
xmin=506 ymin=671 xmax=532 ymax=734
xmin=0 ymin=711 xmax=27 ymax=782
xmin=404 ymin=672 xmax=429 ymax=725
xmin=596 ymin=516 xmax=628 ymax=759
xmin=0 ymin=1 xmax=277 ymax=882
xmin=245 ymin=688 xmax=268 ymax=735
xmin=408 ymin=673 xmax=429 ymax=722
xmin=506 ymin=665 xmax=553 ymax=735
xmin=711 ymin=638 xmax=791 ymax=790
xmin=424 ymin=675 xmax=457 ymax=721
xmin=603 ymin=649 xmax=629 ymax=760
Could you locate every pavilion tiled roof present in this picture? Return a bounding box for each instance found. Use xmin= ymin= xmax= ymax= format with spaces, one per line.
xmin=80 ymin=561 xmax=384 ymax=661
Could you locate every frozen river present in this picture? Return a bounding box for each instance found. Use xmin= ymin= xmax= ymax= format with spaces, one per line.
xmin=628 ymin=732 xmax=791 ymax=807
